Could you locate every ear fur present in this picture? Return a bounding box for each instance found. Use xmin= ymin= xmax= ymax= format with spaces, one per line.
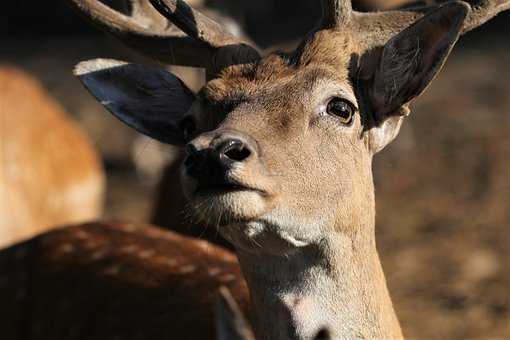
xmin=75 ymin=58 xmax=196 ymax=145
xmin=367 ymin=1 xmax=469 ymax=153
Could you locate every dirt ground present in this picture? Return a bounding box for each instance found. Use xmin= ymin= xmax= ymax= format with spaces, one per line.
xmin=2 ymin=3 xmax=509 ymax=339
xmin=376 ymin=50 xmax=510 ymax=339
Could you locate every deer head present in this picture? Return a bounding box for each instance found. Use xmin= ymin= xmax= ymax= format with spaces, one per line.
xmin=72 ymin=0 xmax=509 ymax=338
xmin=74 ymin=0 xmax=508 ymax=255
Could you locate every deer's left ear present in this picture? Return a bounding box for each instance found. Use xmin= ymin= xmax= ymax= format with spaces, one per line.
xmin=74 ymin=58 xmax=196 ymax=146
xmin=367 ymin=2 xmax=468 ymax=153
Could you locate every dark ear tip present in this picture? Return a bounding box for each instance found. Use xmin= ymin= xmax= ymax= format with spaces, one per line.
xmin=437 ymin=1 xmax=470 ymax=23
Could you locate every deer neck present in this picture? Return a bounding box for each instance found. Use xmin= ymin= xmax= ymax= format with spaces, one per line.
xmin=237 ymin=219 xmax=403 ymax=340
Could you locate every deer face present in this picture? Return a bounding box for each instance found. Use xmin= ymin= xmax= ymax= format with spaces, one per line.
xmin=75 ymin=0 xmax=504 ymax=255
xmin=178 ymin=46 xmax=373 ymax=254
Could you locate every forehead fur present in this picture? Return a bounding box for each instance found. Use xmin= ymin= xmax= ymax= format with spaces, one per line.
xmin=297 ymin=30 xmax=355 ymax=69
xmin=204 ymin=32 xmax=356 ymax=104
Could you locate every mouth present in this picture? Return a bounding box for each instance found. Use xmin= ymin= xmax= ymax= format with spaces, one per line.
xmin=194 ymin=180 xmax=266 ymax=197
xmin=185 ymin=176 xmax=270 ymax=224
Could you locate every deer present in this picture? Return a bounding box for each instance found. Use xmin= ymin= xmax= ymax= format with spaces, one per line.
xmin=0 ymin=66 xmax=105 ymax=249
xmin=1 ymin=0 xmax=508 ymax=339
xmin=0 ymin=220 xmax=328 ymax=339
xmin=217 ymin=288 xmax=330 ymax=340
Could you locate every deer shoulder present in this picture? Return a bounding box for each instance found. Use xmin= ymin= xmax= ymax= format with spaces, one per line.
xmin=0 ymin=222 xmax=249 ymax=340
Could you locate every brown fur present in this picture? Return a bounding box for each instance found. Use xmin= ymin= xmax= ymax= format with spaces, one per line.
xmin=0 ymin=222 xmax=248 ymax=339
xmin=0 ymin=66 xmax=105 ymax=248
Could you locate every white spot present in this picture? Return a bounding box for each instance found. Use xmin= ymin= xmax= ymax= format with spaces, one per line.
xmin=138 ymin=250 xmax=155 ymax=259
xmin=220 ymin=274 xmax=237 ymax=282
xmin=91 ymin=250 xmax=107 ymax=260
xmin=179 ymin=265 xmax=196 ymax=274
xmin=121 ymin=245 xmax=138 ymax=254
xmin=75 ymin=230 xmax=90 ymax=240
xmin=222 ymin=255 xmax=236 ymax=263
xmin=164 ymin=259 xmax=178 ymax=267
xmin=208 ymin=268 xmax=221 ymax=277
xmin=122 ymin=224 xmax=137 ymax=232
xmin=83 ymin=241 xmax=100 ymax=250
xmin=59 ymin=244 xmax=75 ymax=254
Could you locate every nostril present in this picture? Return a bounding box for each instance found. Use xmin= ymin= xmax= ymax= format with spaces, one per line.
xmin=224 ymin=145 xmax=251 ymax=162
xmin=220 ymin=139 xmax=252 ymax=163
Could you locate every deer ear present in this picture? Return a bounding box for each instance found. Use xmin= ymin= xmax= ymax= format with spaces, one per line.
xmin=75 ymin=59 xmax=195 ymax=146
xmin=367 ymin=2 xmax=468 ymax=153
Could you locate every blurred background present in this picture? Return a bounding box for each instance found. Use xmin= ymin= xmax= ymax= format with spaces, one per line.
xmin=1 ymin=0 xmax=509 ymax=339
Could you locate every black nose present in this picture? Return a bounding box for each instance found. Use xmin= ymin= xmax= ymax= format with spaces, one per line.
xmin=217 ymin=138 xmax=252 ymax=164
xmin=184 ymin=136 xmax=254 ymax=180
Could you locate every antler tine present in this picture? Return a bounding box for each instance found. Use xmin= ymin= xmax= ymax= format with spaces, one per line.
xmin=356 ymin=0 xmax=510 ymax=43
xmin=66 ymin=0 xmax=213 ymax=67
xmin=66 ymin=0 xmax=260 ymax=72
xmin=321 ymin=0 xmax=353 ymax=28
xmin=462 ymin=0 xmax=510 ymax=33
xmin=68 ymin=0 xmax=158 ymax=34
xmin=148 ymin=0 xmax=245 ymax=47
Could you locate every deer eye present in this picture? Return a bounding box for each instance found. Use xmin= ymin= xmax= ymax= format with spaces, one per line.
xmin=326 ymin=98 xmax=355 ymax=125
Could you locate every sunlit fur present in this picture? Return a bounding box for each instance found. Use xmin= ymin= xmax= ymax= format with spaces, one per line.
xmin=182 ymin=34 xmax=374 ymax=256
xmin=177 ymin=10 xmax=468 ymax=337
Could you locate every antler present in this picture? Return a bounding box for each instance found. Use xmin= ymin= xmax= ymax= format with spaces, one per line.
xmin=320 ymin=0 xmax=353 ymax=28
xmin=462 ymin=0 xmax=510 ymax=33
xmin=66 ymin=0 xmax=259 ymax=72
xmin=356 ymin=0 xmax=510 ymax=41
xmin=316 ymin=1 xmax=509 ymax=36
xmin=148 ymin=0 xmax=241 ymax=47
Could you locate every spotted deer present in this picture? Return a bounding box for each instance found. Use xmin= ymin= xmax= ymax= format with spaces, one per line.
xmin=0 ymin=66 xmax=104 ymax=249
xmin=2 ymin=0 xmax=508 ymax=339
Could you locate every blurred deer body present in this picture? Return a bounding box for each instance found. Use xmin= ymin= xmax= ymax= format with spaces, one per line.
xmin=0 ymin=67 xmax=104 ymax=248
xmin=0 ymin=222 xmax=248 ymax=339
xmin=0 ymin=221 xmax=326 ymax=340
xmin=2 ymin=0 xmax=506 ymax=339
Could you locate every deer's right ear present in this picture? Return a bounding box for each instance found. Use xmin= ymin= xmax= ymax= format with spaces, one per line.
xmin=75 ymin=59 xmax=195 ymax=146
xmin=366 ymin=2 xmax=468 ymax=153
